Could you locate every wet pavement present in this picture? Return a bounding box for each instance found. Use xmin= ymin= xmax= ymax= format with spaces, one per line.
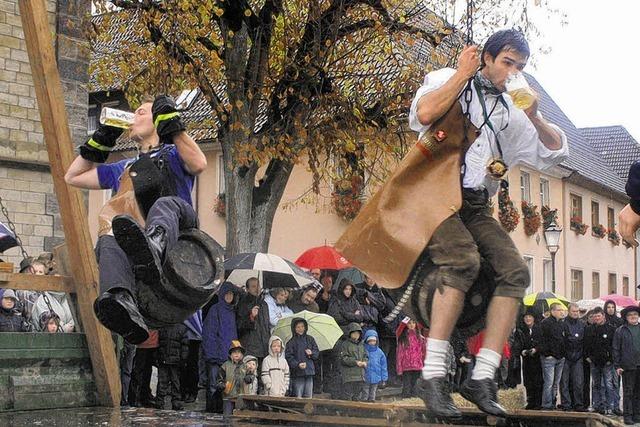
xmin=0 ymin=406 xmax=230 ymax=427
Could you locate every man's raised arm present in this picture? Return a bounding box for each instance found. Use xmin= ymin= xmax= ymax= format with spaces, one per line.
xmin=415 ymin=45 xmax=480 ymax=126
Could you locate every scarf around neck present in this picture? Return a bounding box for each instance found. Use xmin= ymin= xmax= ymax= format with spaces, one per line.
xmin=473 ymin=71 xmax=502 ymax=96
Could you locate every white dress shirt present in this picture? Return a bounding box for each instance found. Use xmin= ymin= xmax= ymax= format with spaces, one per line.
xmin=409 ymin=68 xmax=569 ymax=196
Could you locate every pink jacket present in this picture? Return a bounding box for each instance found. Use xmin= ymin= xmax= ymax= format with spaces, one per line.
xmin=396 ymin=329 xmax=427 ymax=374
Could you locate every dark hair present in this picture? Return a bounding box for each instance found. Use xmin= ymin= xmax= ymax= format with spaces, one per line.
xmin=481 ymin=29 xmax=530 ymax=66
xmin=591 ymin=307 xmax=605 ymax=315
xmin=245 ymin=277 xmax=259 ymax=288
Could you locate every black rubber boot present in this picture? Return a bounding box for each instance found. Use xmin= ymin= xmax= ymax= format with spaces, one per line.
xmin=93 ymin=289 xmax=149 ymax=344
xmin=416 ymin=377 xmax=462 ymax=418
xmin=460 ymin=378 xmax=507 ymax=417
xmin=112 ymin=215 xmax=166 ymax=287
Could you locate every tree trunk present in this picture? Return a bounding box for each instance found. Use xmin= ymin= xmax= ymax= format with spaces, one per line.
xmin=222 ymin=138 xmax=293 ymax=256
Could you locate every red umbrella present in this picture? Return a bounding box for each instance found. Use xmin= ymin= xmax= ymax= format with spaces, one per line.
xmin=600 ymin=294 xmax=637 ymax=308
xmin=295 ymin=245 xmax=352 ymax=270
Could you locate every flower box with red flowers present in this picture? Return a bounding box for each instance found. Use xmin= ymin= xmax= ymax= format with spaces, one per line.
xmin=607 ymin=228 xmax=621 ymax=245
xmin=570 ymin=216 xmax=588 ymax=235
xmin=591 ymin=224 xmax=606 ymax=239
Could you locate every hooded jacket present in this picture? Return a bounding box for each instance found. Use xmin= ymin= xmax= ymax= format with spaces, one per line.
xmin=327 ymin=281 xmax=364 ymax=330
xmin=604 ymin=300 xmax=623 ymax=329
xmin=363 ymin=329 xmax=388 ymax=385
xmin=261 ymin=336 xmax=290 ymax=396
xmin=395 ymin=322 xmax=427 ymax=374
xmin=203 ymin=282 xmax=239 ymax=364
xmin=30 ymin=291 xmax=75 ymax=332
xmin=237 ymin=291 xmax=271 ymax=359
xmin=340 ymin=322 xmax=368 ymax=383
xmin=0 ymin=303 xmax=27 ymax=332
xmin=285 ymin=318 xmax=320 ymax=377
xmin=158 ymin=323 xmax=189 ymax=365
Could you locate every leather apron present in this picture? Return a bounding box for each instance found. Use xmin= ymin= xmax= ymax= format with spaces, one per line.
xmin=98 ymin=167 xmax=145 ymax=237
xmin=335 ymin=101 xmax=479 ymax=289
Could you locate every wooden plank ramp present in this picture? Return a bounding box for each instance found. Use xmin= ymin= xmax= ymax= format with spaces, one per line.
xmin=232 ymin=395 xmax=624 ymax=427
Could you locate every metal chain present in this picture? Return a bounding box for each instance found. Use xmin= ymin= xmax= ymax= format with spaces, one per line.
xmin=42 ymin=291 xmax=64 ymax=333
xmin=465 ymin=0 xmax=474 ymax=45
xmin=0 ymin=195 xmax=29 ymax=261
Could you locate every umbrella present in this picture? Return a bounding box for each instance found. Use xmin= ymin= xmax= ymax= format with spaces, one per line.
xmin=523 ymin=291 xmax=569 ymax=313
xmin=0 ymin=222 xmax=18 ymax=253
xmin=225 ymin=252 xmax=315 ymax=289
xmin=576 ymin=299 xmax=605 ymax=312
xmin=335 ymin=267 xmax=365 ymax=286
xmin=272 ymin=310 xmax=343 ymax=352
xmin=295 ymin=245 xmax=352 ymax=270
xmin=600 ymin=294 xmax=637 ymax=308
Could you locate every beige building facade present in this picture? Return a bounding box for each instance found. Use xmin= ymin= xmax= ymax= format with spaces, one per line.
xmin=87 ymin=145 xmax=637 ymax=302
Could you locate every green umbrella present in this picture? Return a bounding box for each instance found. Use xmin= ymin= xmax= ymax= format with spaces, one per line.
xmin=273 ymin=310 xmax=343 ymax=352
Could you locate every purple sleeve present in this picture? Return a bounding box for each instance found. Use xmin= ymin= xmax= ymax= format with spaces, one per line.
xmin=96 ymin=160 xmax=128 ymax=192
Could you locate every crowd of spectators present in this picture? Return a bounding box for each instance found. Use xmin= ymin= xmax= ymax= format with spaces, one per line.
xmin=8 ymin=254 xmax=639 ymax=422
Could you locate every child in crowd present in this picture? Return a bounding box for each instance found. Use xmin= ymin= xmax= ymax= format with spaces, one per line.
xmin=217 ymin=340 xmax=247 ymax=416
xmin=242 ymin=355 xmax=259 ymax=395
xmin=261 ymin=336 xmax=290 ymax=397
xmin=39 ymin=310 xmax=61 ymax=333
xmin=156 ymin=323 xmax=189 ymax=410
xmin=396 ymin=318 xmax=427 ymax=398
xmin=0 ymin=289 xmax=28 ymax=332
xmin=340 ymin=322 xmax=368 ymax=401
xmin=363 ymin=329 xmax=388 ymax=402
xmin=285 ymin=318 xmax=319 ymax=398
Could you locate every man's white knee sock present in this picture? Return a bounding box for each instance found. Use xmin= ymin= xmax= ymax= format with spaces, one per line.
xmin=421 ymin=338 xmax=450 ymax=380
xmin=471 ymin=348 xmax=501 ymax=381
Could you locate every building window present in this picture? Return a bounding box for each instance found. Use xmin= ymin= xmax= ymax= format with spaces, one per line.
xmin=571 ymin=269 xmax=583 ymax=301
xmin=521 ymin=172 xmax=531 ymax=203
xmin=591 ymin=201 xmax=600 ymax=227
xmin=543 ymin=258 xmax=552 ymax=292
xmin=623 ymin=276 xmax=630 ymax=296
xmin=592 ymin=271 xmax=600 ymax=298
xmin=218 ymin=154 xmax=225 ymax=194
xmin=607 ymin=207 xmax=615 ymax=230
xmin=570 ymin=194 xmax=583 ymax=228
xmin=540 ymin=177 xmax=550 ymax=207
xmin=523 ymin=255 xmax=534 ymax=294
xmin=609 ymin=273 xmax=617 ymax=294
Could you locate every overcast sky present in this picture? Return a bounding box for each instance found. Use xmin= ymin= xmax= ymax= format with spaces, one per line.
xmin=529 ymin=0 xmax=640 ymax=141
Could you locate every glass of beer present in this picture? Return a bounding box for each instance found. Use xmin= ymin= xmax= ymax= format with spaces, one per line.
xmin=505 ymin=72 xmax=536 ymax=110
xmin=99 ymin=107 xmax=135 ymax=129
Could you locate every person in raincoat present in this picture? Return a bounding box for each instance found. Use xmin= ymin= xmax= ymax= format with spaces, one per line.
xmin=327 ymin=279 xmax=364 ymax=331
xmin=340 ymin=322 xmax=368 ymax=401
xmin=285 ymin=317 xmax=320 ymax=398
xmin=363 ymin=329 xmax=388 ymax=401
xmin=261 ymin=336 xmax=290 ymax=397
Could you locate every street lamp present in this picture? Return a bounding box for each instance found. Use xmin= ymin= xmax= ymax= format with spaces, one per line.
xmin=544 ymin=219 xmax=563 ymax=293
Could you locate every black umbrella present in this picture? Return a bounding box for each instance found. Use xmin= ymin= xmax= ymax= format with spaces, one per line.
xmin=225 ymin=252 xmax=315 ymax=289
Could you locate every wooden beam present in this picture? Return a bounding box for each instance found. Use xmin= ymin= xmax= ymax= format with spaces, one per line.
xmin=17 ymin=0 xmax=120 ymax=407
xmin=0 ymin=273 xmax=75 ymax=293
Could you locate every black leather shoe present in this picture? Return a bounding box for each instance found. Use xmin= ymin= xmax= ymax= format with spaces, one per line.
xmin=416 ymin=377 xmax=462 ymax=418
xmin=460 ymin=378 xmax=507 ymax=417
xmin=624 ymin=417 xmax=634 ymax=425
xmin=112 ymin=215 xmax=166 ymax=286
xmin=614 ymin=409 xmax=624 ymax=417
xmin=93 ymin=290 xmax=149 ymax=344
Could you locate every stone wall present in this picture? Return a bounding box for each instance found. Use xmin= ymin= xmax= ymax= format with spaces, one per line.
xmin=0 ymin=0 xmax=89 ymax=267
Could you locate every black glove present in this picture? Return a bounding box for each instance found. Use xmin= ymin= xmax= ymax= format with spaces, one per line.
xmin=244 ymin=373 xmax=255 ymax=384
xmin=152 ymin=95 xmax=185 ymax=139
xmin=79 ymin=125 xmax=123 ymax=163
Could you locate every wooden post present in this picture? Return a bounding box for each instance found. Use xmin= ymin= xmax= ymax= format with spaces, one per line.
xmin=17 ymin=0 xmax=120 ymax=406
